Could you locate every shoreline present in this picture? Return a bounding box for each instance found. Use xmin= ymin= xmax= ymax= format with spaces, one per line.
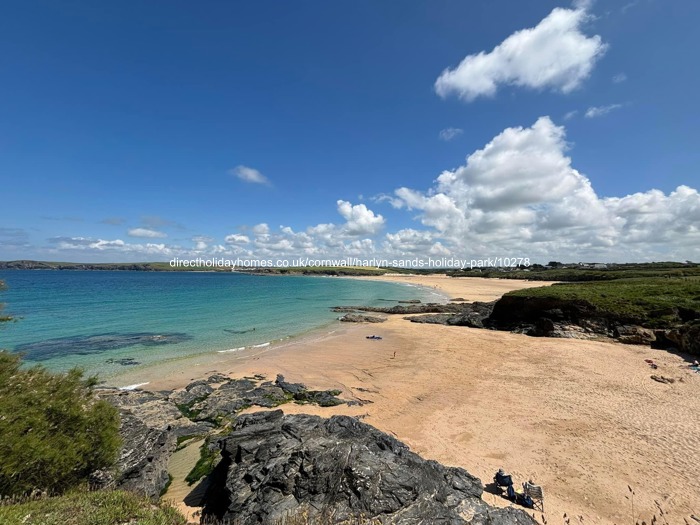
xmin=108 ymin=275 xmax=541 ymax=391
xmin=113 ymin=275 xmax=700 ymax=524
xmin=106 ymin=275 xmax=451 ymax=389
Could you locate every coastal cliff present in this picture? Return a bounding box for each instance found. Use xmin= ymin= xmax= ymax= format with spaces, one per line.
xmin=339 ymin=280 xmax=700 ymax=355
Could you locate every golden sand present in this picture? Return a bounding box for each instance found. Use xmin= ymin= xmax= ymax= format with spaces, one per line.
xmin=116 ymin=275 xmax=700 ymax=523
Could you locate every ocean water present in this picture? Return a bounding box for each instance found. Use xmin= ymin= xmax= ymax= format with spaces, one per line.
xmin=0 ymin=270 xmax=445 ymax=377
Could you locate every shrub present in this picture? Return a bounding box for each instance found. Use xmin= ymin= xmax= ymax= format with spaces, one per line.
xmin=0 ymin=353 xmax=121 ymax=497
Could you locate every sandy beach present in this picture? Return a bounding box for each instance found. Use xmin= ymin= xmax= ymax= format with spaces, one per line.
xmin=119 ymin=275 xmax=700 ymax=524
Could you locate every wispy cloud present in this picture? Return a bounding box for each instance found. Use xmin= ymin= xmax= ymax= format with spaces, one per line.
xmin=585 ymin=103 xmax=623 ymax=118
xmin=141 ymin=215 xmax=185 ymax=230
xmin=621 ymin=0 xmax=641 ymax=14
xmin=438 ymin=128 xmax=464 ymax=141
xmin=612 ymin=73 xmax=627 ymax=84
xmin=0 ymin=228 xmax=30 ymax=247
xmin=127 ymin=228 xmax=167 ymax=239
xmin=101 ymin=217 xmax=126 ymax=226
xmin=563 ymin=110 xmax=579 ymax=120
xmin=41 ymin=215 xmax=83 ymax=222
xmin=231 ymin=165 xmax=271 ymax=186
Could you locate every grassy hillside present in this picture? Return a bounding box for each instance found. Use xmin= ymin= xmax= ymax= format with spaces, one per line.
xmin=505 ymin=277 xmax=700 ymax=328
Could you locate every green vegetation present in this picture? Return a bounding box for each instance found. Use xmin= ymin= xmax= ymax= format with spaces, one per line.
xmin=185 ymin=439 xmax=219 ymax=486
xmin=175 ymin=401 xmax=203 ymax=419
xmin=160 ymin=473 xmax=174 ymax=497
xmin=0 ymin=489 xmax=187 ymax=525
xmin=449 ymin=261 xmax=700 ymax=282
xmin=506 ymin=277 xmax=700 ymax=328
xmin=0 ymin=260 xmax=411 ymax=275
xmin=0 ymin=353 xmax=121 ymax=497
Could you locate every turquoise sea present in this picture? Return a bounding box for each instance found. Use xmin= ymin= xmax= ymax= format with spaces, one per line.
xmin=0 ymin=270 xmax=445 ymax=378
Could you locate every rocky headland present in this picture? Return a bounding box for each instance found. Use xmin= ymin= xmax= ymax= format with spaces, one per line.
xmin=335 ymin=295 xmax=700 ymax=355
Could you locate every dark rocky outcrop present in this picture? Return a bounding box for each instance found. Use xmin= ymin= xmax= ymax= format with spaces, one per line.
xmin=94 ymin=373 xmax=349 ymax=499
xmin=488 ymin=295 xmax=605 ymax=331
xmin=405 ymin=313 xmax=455 ymax=325
xmin=332 ymin=303 xmax=466 ymax=315
xmin=92 ymin=388 xmax=215 ymax=497
xmin=100 ymin=388 xmax=214 ymax=438
xmin=274 ymin=375 xmax=345 ymax=407
xmin=406 ymin=301 xmax=496 ymax=329
xmin=488 ymin=296 xmax=700 ymax=354
xmin=339 ymin=313 xmax=387 ymax=323
xmin=183 ymin=375 xmax=346 ymax=423
xmin=201 ymin=410 xmax=537 ymax=525
xmin=661 ymin=321 xmax=700 ymax=355
xmin=614 ymin=325 xmax=656 ymax=345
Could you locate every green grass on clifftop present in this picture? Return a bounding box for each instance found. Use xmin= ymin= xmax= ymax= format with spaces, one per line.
xmin=506 ymin=277 xmax=700 ymax=327
xmin=0 ymin=490 xmax=187 ymax=525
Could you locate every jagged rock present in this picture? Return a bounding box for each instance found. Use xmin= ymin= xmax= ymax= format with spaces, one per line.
xmin=206 ymin=373 xmax=231 ymax=384
xmin=201 ymin=411 xmax=537 ymax=525
xmin=489 ymin=295 xmax=602 ymax=329
xmin=191 ymin=379 xmax=287 ymax=421
xmin=405 ymin=313 xmax=454 ymax=324
xmin=663 ymin=321 xmax=700 ymax=355
xmin=406 ymin=301 xmax=496 ymax=329
xmin=90 ymin=410 xmax=175 ymax=499
xmin=615 ymin=325 xmax=656 ymax=345
xmin=169 ymin=380 xmax=214 ymax=406
xmin=99 ymin=389 xmax=213 ymax=437
xmin=340 ymin=313 xmax=387 ymax=323
xmin=333 ymin=303 xmax=465 ymax=315
xmin=446 ymin=301 xmax=495 ymax=328
xmin=398 ymin=299 xmax=421 ymax=304
xmin=275 ymin=374 xmax=344 ymax=407
xmin=189 ymin=376 xmax=345 ymax=421
xmin=275 ymin=374 xmax=306 ymax=395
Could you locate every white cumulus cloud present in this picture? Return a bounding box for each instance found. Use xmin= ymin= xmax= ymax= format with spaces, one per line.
xmin=389 ymin=117 xmax=700 ymax=261
xmin=336 ymin=200 xmax=385 ymax=236
xmin=225 ymin=234 xmax=250 ymax=244
xmin=435 ymin=7 xmax=607 ymax=102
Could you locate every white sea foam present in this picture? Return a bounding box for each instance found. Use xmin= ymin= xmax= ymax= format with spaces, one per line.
xmin=252 ymin=342 xmax=271 ymax=348
xmin=119 ymin=382 xmax=150 ymax=390
xmin=217 ymin=346 xmax=246 ymax=353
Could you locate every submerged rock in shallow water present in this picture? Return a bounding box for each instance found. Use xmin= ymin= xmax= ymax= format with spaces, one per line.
xmin=15 ymin=332 xmax=193 ymax=361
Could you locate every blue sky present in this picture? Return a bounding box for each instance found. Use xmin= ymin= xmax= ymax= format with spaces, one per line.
xmin=1 ymin=0 xmax=699 ymax=263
